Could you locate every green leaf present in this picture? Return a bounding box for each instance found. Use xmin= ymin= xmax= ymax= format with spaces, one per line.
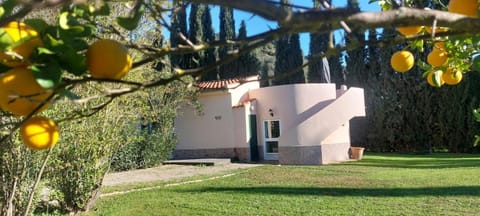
xmin=116 ymin=5 xmax=145 ymax=30
xmin=37 ymin=47 xmax=55 ymax=55
xmin=57 ymin=46 xmax=87 ymax=76
xmin=473 ymin=108 xmax=480 ymax=122
xmin=417 ymin=60 xmax=432 ymax=73
xmin=68 ymin=25 xmax=85 ymax=34
xmin=59 ymin=12 xmax=71 ymax=30
xmin=412 ymin=39 xmax=424 ymax=53
xmin=63 ymin=52 xmax=87 ymax=76
xmin=30 ymin=63 xmax=62 ymax=89
xmin=24 ymin=19 xmax=49 ymax=33
xmin=60 ymin=89 xmax=81 ymax=100
xmin=72 ymin=5 xmax=87 ymax=17
xmin=0 ymin=29 xmax=14 ymax=49
xmin=473 ymin=36 xmax=480 ymax=48
xmin=432 ymin=70 xmax=443 ymax=87
xmin=70 ymin=38 xmax=89 ymax=51
xmin=0 ymin=0 xmax=16 ymax=18
xmin=45 ymin=34 xmax=63 ymax=47
xmin=116 ymin=17 xmax=139 ymax=31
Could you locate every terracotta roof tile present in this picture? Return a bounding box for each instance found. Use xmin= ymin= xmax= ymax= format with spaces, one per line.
xmin=195 ymin=76 xmax=259 ymax=90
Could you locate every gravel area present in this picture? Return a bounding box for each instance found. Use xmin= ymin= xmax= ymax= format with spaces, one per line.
xmin=102 ymin=162 xmax=262 ymax=186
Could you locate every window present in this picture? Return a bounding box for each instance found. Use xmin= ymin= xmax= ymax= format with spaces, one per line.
xmin=264 ymin=120 xmax=280 ymax=154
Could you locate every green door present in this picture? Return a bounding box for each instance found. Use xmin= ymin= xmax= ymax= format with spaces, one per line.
xmin=249 ymin=114 xmax=259 ymax=161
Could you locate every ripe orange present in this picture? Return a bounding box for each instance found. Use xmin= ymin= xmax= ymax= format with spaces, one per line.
xmin=87 ymin=39 xmax=132 ymax=80
xmin=20 ymin=116 xmax=59 ymax=150
xmin=427 ymin=50 xmax=448 ymax=67
xmin=0 ymin=21 xmax=43 ymax=67
xmin=427 ymin=70 xmax=445 ymax=87
xmin=396 ymin=26 xmax=423 ymax=37
xmin=448 ymin=0 xmax=478 ymax=17
xmin=442 ymin=68 xmax=463 ymax=85
xmin=390 ymin=50 xmax=414 ymax=73
xmin=0 ymin=68 xmax=52 ymax=116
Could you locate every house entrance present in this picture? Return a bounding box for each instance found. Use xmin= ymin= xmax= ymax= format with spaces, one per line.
xmin=263 ymin=120 xmax=280 ymax=160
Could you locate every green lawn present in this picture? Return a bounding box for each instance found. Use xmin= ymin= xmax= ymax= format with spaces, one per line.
xmin=86 ymin=154 xmax=480 ymax=216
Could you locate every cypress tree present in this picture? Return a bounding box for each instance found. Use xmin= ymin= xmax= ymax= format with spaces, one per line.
xmin=238 ymin=20 xmax=247 ymax=40
xmin=345 ymin=0 xmax=366 ymax=87
xmin=201 ymin=5 xmax=218 ymax=81
xmin=254 ymin=23 xmax=276 ymax=86
xmin=188 ymin=4 xmax=217 ymax=80
xmin=273 ymin=0 xmax=305 ymax=85
xmin=308 ymin=0 xmax=331 ymax=83
xmin=218 ymin=7 xmax=236 ymax=79
xmin=187 ymin=3 xmax=203 ymax=70
xmin=169 ymin=0 xmax=188 ymax=69
xmin=235 ymin=20 xmax=261 ymax=78
xmin=289 ymin=33 xmax=305 ymax=84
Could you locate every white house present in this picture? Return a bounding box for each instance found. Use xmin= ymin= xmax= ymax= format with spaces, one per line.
xmin=173 ymin=76 xmax=365 ymax=165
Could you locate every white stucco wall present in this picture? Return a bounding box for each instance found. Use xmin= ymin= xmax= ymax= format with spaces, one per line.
xmin=249 ymin=84 xmax=338 ymax=147
xmin=229 ymin=79 xmax=260 ymax=107
xmin=280 ymin=87 xmax=365 ymax=147
xmin=175 ymin=82 xmax=365 ymax=164
xmin=175 ymin=79 xmax=257 ymax=151
xmin=175 ymin=91 xmax=235 ymax=150
xmin=233 ymin=105 xmax=249 ymax=149
xmin=321 ymin=122 xmax=351 ymax=145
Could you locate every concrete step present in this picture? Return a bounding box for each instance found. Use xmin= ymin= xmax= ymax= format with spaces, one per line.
xmin=162 ymin=158 xmax=231 ymax=166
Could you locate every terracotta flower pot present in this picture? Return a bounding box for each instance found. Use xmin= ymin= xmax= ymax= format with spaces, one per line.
xmin=350 ymin=147 xmax=365 ymax=160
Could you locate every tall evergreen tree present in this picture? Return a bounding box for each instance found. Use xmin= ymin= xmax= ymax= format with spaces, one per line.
xmin=188 ymin=4 xmax=217 ymax=80
xmin=273 ymin=0 xmax=305 ymax=85
xmin=201 ymin=5 xmax=218 ymax=81
xmin=187 ymin=3 xmax=203 ymax=70
xmin=289 ymin=33 xmax=305 ymax=83
xmin=308 ymin=0 xmax=331 ymax=83
xmin=234 ymin=20 xmax=261 ymax=78
xmin=169 ymin=0 xmax=188 ymax=69
xmin=256 ymin=31 xmax=276 ymax=87
xmin=344 ymin=0 xmax=366 ymax=87
xmin=329 ymin=47 xmax=345 ymax=87
xmin=218 ymin=7 xmax=236 ymax=79
xmin=237 ymin=20 xmax=247 ymax=40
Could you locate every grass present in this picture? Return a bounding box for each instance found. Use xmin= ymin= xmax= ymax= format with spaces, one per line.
xmin=85 ymin=154 xmax=480 ymax=216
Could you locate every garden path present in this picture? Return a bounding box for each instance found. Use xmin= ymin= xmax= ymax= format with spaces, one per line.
xmin=102 ymin=160 xmax=262 ymax=186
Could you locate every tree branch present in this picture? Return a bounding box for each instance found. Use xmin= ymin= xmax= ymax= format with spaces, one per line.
xmin=186 ymin=1 xmax=480 ymax=35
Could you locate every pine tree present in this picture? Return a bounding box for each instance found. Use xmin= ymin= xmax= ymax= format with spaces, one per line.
xmin=273 ymin=0 xmax=305 ymax=85
xmin=169 ymin=0 xmax=188 ymax=69
xmin=218 ymin=7 xmax=236 ymax=79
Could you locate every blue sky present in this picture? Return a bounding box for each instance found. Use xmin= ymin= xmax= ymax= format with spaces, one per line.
xmin=208 ymin=0 xmax=381 ymax=54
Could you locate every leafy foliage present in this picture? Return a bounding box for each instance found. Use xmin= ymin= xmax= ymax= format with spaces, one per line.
xmin=0 ymin=121 xmax=43 ymax=215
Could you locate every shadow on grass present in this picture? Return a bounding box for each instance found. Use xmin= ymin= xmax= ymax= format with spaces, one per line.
xmin=348 ymin=154 xmax=480 ymax=169
xmin=178 ymin=186 xmax=480 ymax=197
